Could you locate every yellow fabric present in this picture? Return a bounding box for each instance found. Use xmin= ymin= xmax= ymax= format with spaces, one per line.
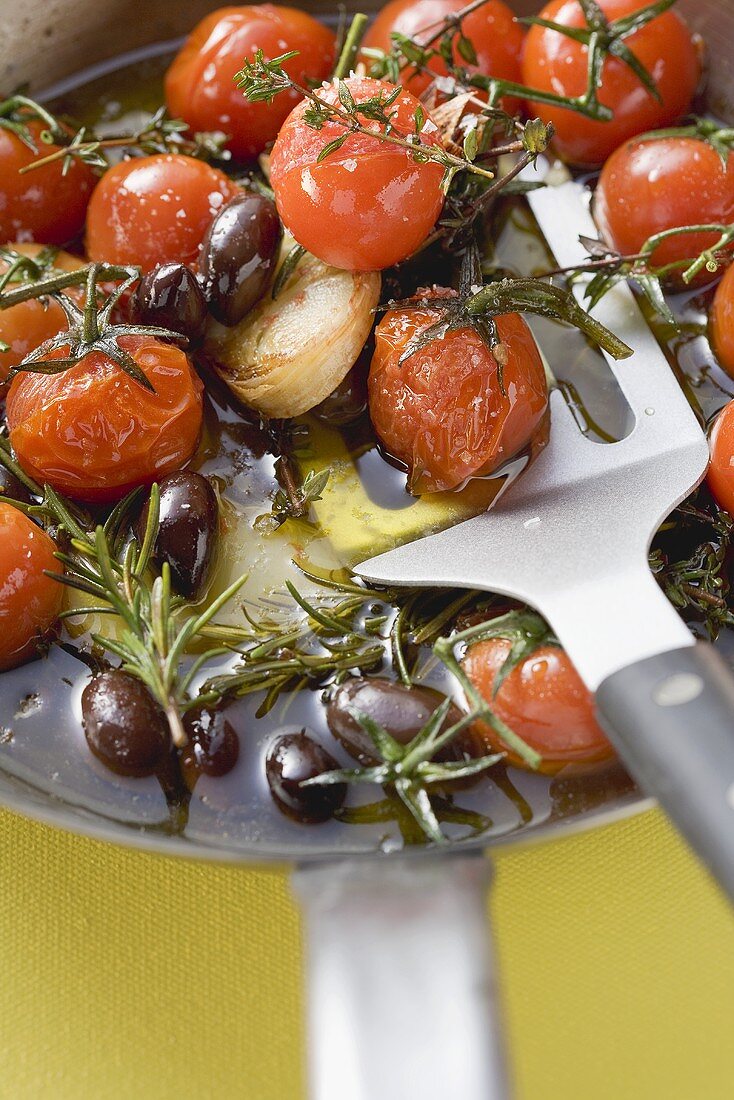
xmin=0 ymin=806 xmax=731 ymax=1100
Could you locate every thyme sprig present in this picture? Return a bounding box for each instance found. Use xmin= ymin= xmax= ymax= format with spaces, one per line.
xmin=302 ymin=698 xmax=503 ymax=843
xmin=0 ymin=262 xmax=188 ymax=391
xmin=543 ymin=226 xmax=734 ymax=325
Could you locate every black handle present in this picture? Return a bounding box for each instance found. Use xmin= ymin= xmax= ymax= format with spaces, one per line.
xmin=596 ymin=643 xmax=734 ymax=903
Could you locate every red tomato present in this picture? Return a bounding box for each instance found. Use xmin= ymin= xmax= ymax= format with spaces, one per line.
xmin=462 ymin=637 xmax=614 ymax=774
xmin=595 ymin=137 xmax=734 ymax=284
xmin=711 ymin=264 xmax=734 ymax=379
xmin=522 ymin=0 xmax=700 ymax=168
xmin=85 ymin=154 xmax=239 ymax=273
xmin=270 ymin=76 xmax=445 ymax=271
xmin=0 ymin=121 xmax=96 ymax=246
xmin=0 ymin=503 xmax=63 ymax=671
xmin=706 ymin=401 xmax=734 ymax=516
xmin=362 ymin=0 xmax=524 ymax=109
xmin=0 ymin=245 xmax=84 ymax=382
xmin=6 ymin=335 xmax=204 ymax=503
xmin=165 ymin=5 xmax=335 ymax=160
xmin=368 ymin=298 xmax=548 ymax=493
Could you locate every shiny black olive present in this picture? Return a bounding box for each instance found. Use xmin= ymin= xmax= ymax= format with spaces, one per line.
xmin=0 ymin=466 xmax=32 ymax=505
xmin=266 ymin=731 xmax=346 ymax=824
xmin=133 ymin=262 xmax=208 ymax=344
xmin=81 ymin=670 xmax=170 ymax=777
xmin=327 ymin=678 xmax=476 ymax=766
xmin=137 ymin=472 xmax=218 ymax=598
xmin=180 ymin=704 xmax=240 ymax=789
xmin=199 ymin=191 xmax=282 ymax=327
xmin=312 ymin=366 xmax=368 ymax=428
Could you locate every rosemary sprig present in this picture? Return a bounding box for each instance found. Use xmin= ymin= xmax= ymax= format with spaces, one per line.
xmin=302 ymin=698 xmax=503 ymax=843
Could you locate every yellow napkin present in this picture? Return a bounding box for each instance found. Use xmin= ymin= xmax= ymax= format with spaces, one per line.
xmin=0 ymin=807 xmax=731 ymax=1100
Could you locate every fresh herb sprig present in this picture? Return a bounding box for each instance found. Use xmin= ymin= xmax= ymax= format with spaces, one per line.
xmin=302 ymin=698 xmax=504 ymax=843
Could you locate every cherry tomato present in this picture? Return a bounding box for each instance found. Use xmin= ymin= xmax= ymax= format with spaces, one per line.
xmin=462 ymin=637 xmax=614 ymax=774
xmin=0 ymin=120 xmax=96 ymax=246
xmin=362 ymin=0 xmax=524 ymax=110
xmin=270 ymin=76 xmax=445 ymax=271
xmin=522 ymin=0 xmax=700 ymax=168
xmin=0 ymin=503 xmax=63 ymax=671
xmin=0 ymin=245 xmax=84 ymax=382
xmin=165 ymin=5 xmax=335 ymax=160
xmin=711 ymin=264 xmax=734 ymax=379
xmin=706 ymin=400 xmax=734 ymax=516
xmin=368 ymin=297 xmax=548 ymax=493
xmin=595 ymin=136 xmax=734 ymax=284
xmin=85 ymin=154 xmax=239 ymax=273
xmin=6 ymin=335 xmax=204 ymax=503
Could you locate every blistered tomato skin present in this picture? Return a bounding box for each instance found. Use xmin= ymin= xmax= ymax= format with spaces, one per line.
xmin=165 ymin=5 xmax=335 ymax=160
xmin=6 ymin=335 xmax=204 ymax=504
xmin=270 ymin=76 xmax=445 ymax=272
xmin=0 ymin=245 xmax=84 ymax=382
xmin=710 ymin=265 xmax=734 ymax=379
xmin=462 ymin=638 xmax=615 ymax=775
xmin=595 ymin=137 xmax=734 ymax=284
xmin=707 ymin=402 xmax=734 ymax=515
xmin=368 ymin=305 xmax=548 ymax=492
xmin=362 ymin=0 xmax=524 ymax=109
xmin=0 ymin=503 xmax=63 ymax=672
xmin=0 ymin=121 xmax=96 ymax=246
xmin=522 ymin=0 xmax=700 ymax=168
xmin=85 ymin=154 xmax=240 ymax=272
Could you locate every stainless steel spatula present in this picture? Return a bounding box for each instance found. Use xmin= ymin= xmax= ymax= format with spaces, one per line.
xmin=357 ymin=171 xmax=734 ymax=902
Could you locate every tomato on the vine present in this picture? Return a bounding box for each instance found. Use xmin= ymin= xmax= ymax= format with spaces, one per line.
xmin=85 ymin=154 xmax=239 ymax=272
xmin=0 ymin=245 xmax=84 ymax=382
xmin=522 ymin=0 xmax=700 ymax=168
xmin=594 ymin=136 xmax=734 ymax=283
xmin=709 ymin=263 xmax=734 ymax=381
xmin=362 ymin=0 xmax=524 ymax=110
xmin=0 ymin=121 xmax=97 ymax=245
xmin=462 ymin=637 xmax=614 ymax=774
xmin=707 ymin=400 xmax=734 ymax=517
xmin=165 ymin=5 xmax=335 ymax=160
xmin=368 ymin=297 xmax=548 ymax=493
xmin=0 ymin=503 xmax=63 ymax=671
xmin=269 ymin=76 xmax=445 ymax=271
xmin=6 ymin=336 xmax=204 ymax=503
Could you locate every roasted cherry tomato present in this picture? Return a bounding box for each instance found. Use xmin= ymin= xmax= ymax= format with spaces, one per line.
xmin=711 ymin=264 xmax=734 ymax=380
xmin=6 ymin=336 xmax=204 ymax=503
xmin=368 ymin=297 xmax=548 ymax=492
xmin=0 ymin=245 xmax=84 ymax=382
xmin=0 ymin=120 xmax=97 ymax=245
xmin=0 ymin=502 xmax=63 ymax=671
xmin=270 ymin=76 xmax=445 ymax=271
xmin=85 ymin=154 xmax=239 ymax=272
xmin=362 ymin=0 xmax=524 ymax=109
xmin=462 ymin=637 xmax=614 ymax=774
xmin=706 ymin=401 xmax=734 ymax=516
xmin=165 ymin=5 xmax=335 ymax=160
xmin=595 ymin=136 xmax=734 ymax=284
xmin=522 ymin=0 xmax=700 ymax=168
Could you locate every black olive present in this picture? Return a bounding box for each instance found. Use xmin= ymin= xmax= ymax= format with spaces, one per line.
xmin=266 ymin=731 xmax=346 ymax=824
xmin=133 ymin=262 xmax=208 ymax=344
xmin=82 ymin=671 xmax=170 ymax=777
xmin=312 ymin=366 xmax=368 ymax=428
xmin=137 ymin=472 xmax=218 ymax=598
xmin=0 ymin=466 xmax=32 ymax=505
xmin=199 ymin=191 xmax=282 ymax=326
xmin=327 ymin=678 xmax=476 ymax=765
xmin=180 ymin=704 xmax=240 ymax=789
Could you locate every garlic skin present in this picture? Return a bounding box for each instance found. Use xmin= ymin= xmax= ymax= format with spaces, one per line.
xmin=204 ymin=248 xmax=381 ymax=419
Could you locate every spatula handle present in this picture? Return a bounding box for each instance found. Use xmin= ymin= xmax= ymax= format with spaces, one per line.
xmin=597 ymin=643 xmax=734 ymax=901
xmin=293 ymin=853 xmax=509 ymax=1100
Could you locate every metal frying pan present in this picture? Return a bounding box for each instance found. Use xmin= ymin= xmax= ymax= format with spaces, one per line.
xmin=0 ymin=1 xmax=731 ymax=1098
